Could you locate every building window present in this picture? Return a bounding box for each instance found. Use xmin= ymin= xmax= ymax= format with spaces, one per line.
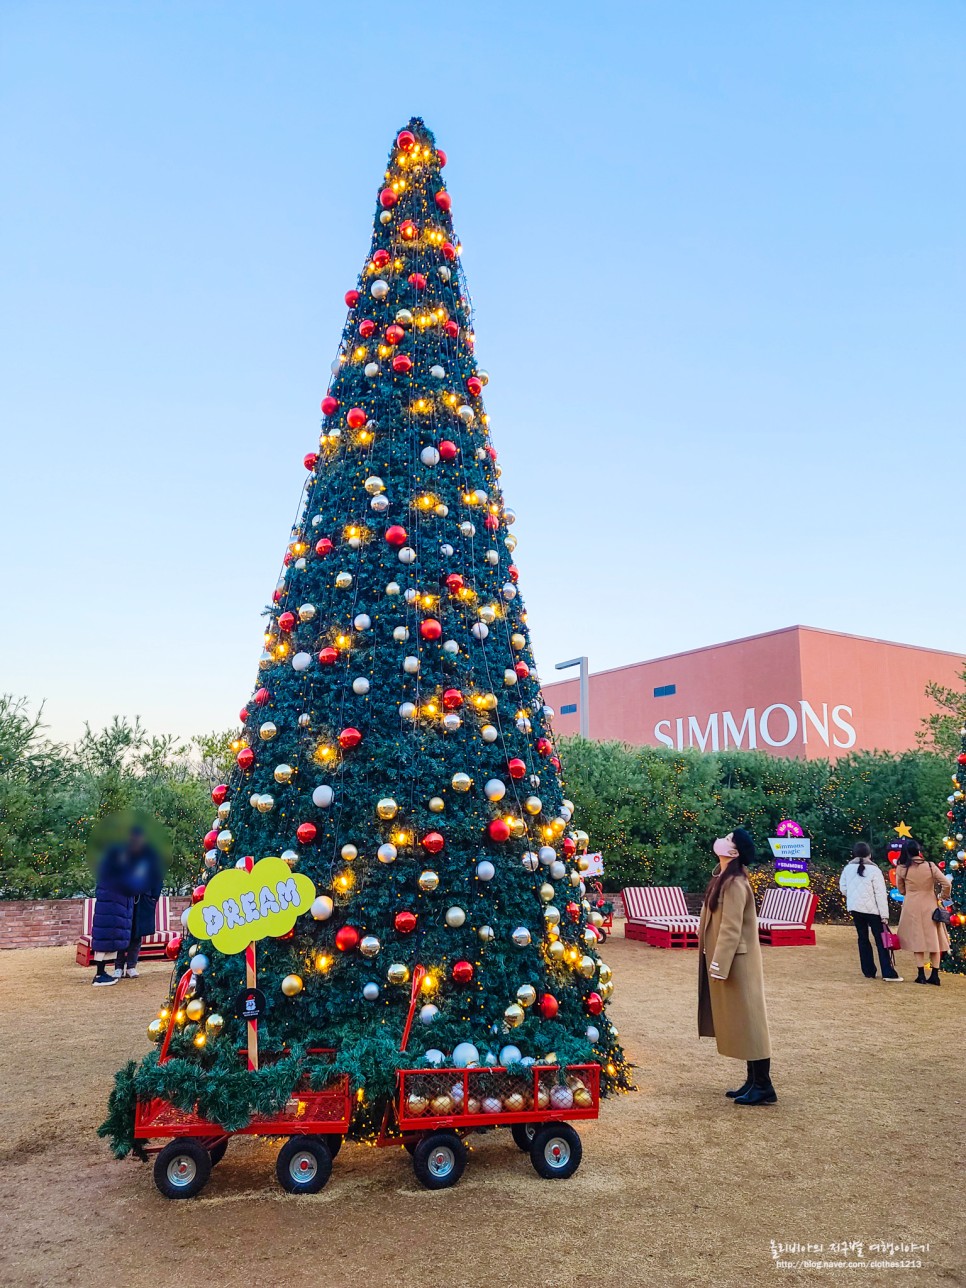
xmin=653 ymin=684 xmax=676 ymax=698
xmin=561 ymin=703 xmax=577 ymax=715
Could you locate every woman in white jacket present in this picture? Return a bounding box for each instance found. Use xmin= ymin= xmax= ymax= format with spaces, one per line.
xmin=839 ymin=843 xmax=902 ymax=982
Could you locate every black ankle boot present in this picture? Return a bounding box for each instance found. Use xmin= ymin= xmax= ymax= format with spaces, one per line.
xmin=915 ymin=967 xmax=927 ymax=983
xmin=734 ymin=1059 xmax=777 ymax=1106
xmin=726 ymin=1063 xmax=753 ymax=1099
xmin=927 ymin=967 xmax=941 ymax=985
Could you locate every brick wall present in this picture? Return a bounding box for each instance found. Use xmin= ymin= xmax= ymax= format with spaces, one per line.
xmin=0 ymin=897 xmax=190 ymax=950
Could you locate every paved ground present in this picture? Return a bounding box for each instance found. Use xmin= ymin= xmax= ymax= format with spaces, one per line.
xmin=0 ymin=927 xmax=962 ymax=1288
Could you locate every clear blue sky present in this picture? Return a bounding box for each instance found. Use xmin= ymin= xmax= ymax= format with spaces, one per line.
xmin=2 ymin=1 xmax=964 ymax=745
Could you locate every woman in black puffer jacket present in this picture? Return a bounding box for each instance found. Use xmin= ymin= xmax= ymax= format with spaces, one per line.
xmin=90 ymin=841 xmax=140 ymax=986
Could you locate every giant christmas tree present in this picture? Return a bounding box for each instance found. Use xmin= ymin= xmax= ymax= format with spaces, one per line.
xmin=941 ymin=729 xmax=966 ymax=974
xmin=103 ymin=119 xmax=630 ymax=1156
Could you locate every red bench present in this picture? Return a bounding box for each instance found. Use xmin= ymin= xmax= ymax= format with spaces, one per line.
xmin=757 ymin=887 xmax=817 ymax=946
xmin=75 ymin=895 xmax=178 ymax=966
xmin=622 ymin=886 xmax=700 ymax=948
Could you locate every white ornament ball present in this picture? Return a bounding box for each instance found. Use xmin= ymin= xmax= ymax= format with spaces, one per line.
xmin=445 ymin=906 xmax=466 ymax=928
xmin=424 ymin=1048 xmax=445 ymax=1066
xmin=190 ymin=953 xmax=209 ymax=975
xmin=499 ymin=1045 xmax=522 ymax=1067
xmin=472 ymin=622 xmax=489 ymax=641
xmin=386 ymin=581 xmax=401 ymax=596
xmin=476 ymin=860 xmax=495 ymax=881
xmin=379 ymin=210 xmax=392 ymax=225
xmin=403 ymin=655 xmax=420 ymax=674
xmin=335 ymin=572 xmax=353 ymax=589
xmin=393 ymin=625 xmax=410 ymax=642
xmin=452 ymin=1042 xmax=481 ymax=1068
xmin=354 ymin=613 xmax=372 ymax=631
xmin=311 ymin=895 xmax=334 ymax=921
xmin=442 ymin=713 xmax=462 ymax=731
xmin=538 ymin=846 xmax=556 ymax=865
xmin=438 ymin=265 xmax=451 ymax=282
xmin=419 ymin=1004 xmax=439 ymax=1025
xmin=482 ymin=1096 xmax=502 ymax=1114
xmin=460 ymin=521 xmax=476 ymax=537
xmin=364 ymin=475 xmax=385 ymax=494
xmin=371 ymin=278 xmax=389 ymax=299
xmin=360 ymin=935 xmax=381 ymax=958
xmin=430 ymin=364 xmax=445 ymax=378
xmin=458 ymin=405 xmax=474 ymax=424
xmin=312 ymin=785 xmax=334 ymax=808
xmin=478 ymin=924 xmax=496 ymax=941
xmin=377 ymin=843 xmax=398 ymax=864
xmin=363 ymin=982 xmax=380 ymax=1001
xmin=550 ymin=1085 xmax=574 ymax=1110
xmin=484 ymin=778 xmax=507 ymax=801
xmin=399 ymin=702 xmax=417 ymax=719
xmin=370 ymin=494 xmax=389 ymax=513
xmin=398 ymin=546 xmax=416 ymax=565
xmin=352 ymin=677 xmax=370 ymax=695
xmin=586 ymin=1025 xmax=600 ymax=1043
xmin=292 ymin=651 xmax=312 ymax=672
xmin=341 ymin=844 xmax=358 ymax=861
xmin=512 ymin=926 xmax=532 ymax=947
xmin=503 ymin=669 xmax=518 ymax=687
xmin=364 ymin=362 xmax=381 ymax=379
xmin=281 ymin=849 xmax=298 ymax=865
xmin=550 ymin=860 xmax=567 ymax=880
xmin=420 ymin=446 xmax=440 ymax=466
xmin=522 ymin=852 xmax=540 ymax=873
xmin=181 ymin=909 xmax=191 ymax=928
xmin=404 ymin=587 xmax=418 ymax=604
xmin=481 ymin=725 xmax=498 ymax=743
xmin=442 ymin=639 xmax=459 ymax=655
xmin=440 ymin=543 xmax=454 ymax=557
xmin=485 ymin=549 xmax=499 ymax=565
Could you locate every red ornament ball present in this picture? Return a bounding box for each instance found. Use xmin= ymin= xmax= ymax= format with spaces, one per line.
xmin=239 ymin=707 xmax=249 ymax=723
xmin=303 ymin=452 xmax=318 ymax=471
xmin=514 ymin=661 xmax=530 ymax=679
xmin=507 ymin=758 xmax=527 ymax=780
xmin=345 ymin=289 xmax=360 ymax=308
xmin=236 ymin=747 xmax=255 ymax=771
xmin=488 ymin=818 xmax=511 ymax=843
xmin=282 ymin=552 xmax=293 ymax=566
xmin=359 ymin=318 xmax=376 ymax=338
xmin=396 ymin=129 xmax=416 ymax=151
xmin=442 ymin=688 xmax=463 ymax=711
xmin=422 ymin=831 xmax=445 ymax=854
xmin=441 ymin=241 xmax=456 ymax=261
xmin=254 ymin=687 xmax=270 ymax=705
xmin=385 ymin=324 xmax=405 ymax=345
xmin=346 ymin=407 xmax=366 ymax=429
xmin=466 ymin=376 xmax=482 ymax=397
xmin=315 ymin=537 xmax=333 ymax=557
xmin=586 ymin=992 xmax=604 ymax=1016
xmin=420 ymin=618 xmax=442 ymax=640
xmin=451 ymin=960 xmax=474 ymax=984
xmin=437 ymin=149 xmax=447 ymax=167
xmin=372 ymin=248 xmax=391 ymax=269
xmin=435 ymin=190 xmax=451 ymax=212
xmin=379 ymin=187 xmax=398 ymax=208
xmin=536 ymin=737 xmax=552 ymax=757
xmin=551 ymin=757 xmax=561 ymax=771
xmin=958 ymin=753 xmax=966 ymax=765
xmin=191 ymin=885 xmax=206 ymax=905
xmin=566 ymin=901 xmax=581 ymax=923
xmin=562 ymin=836 xmax=577 ymax=857
xmin=392 ymin=353 xmax=413 ymax=374
xmin=212 ymin=784 xmax=228 ymax=805
xmin=321 ymin=395 xmax=339 ymax=416
xmin=438 ymin=439 xmax=458 ymax=461
xmin=318 ymin=647 xmax=338 ymax=666
xmin=278 ymin=611 xmax=296 ymax=632
xmin=335 ymin=925 xmax=360 ymax=952
xmin=203 ymin=829 xmax=219 ymax=851
xmin=408 ymin=272 xmax=427 ymax=290
xmin=339 ymin=726 xmax=362 ymax=749
xmin=394 ymin=910 xmax=417 ymax=934
xmin=296 ymin=821 xmax=318 ymax=845
xmin=385 ymin=524 xmax=408 ymax=546
xmin=484 ymin=514 xmax=499 ymax=531
xmin=272 ymin=590 xmax=283 ymax=604
xmin=444 ymin=320 xmax=459 ymax=338
xmin=538 ymin=993 xmax=559 ymax=1020
xmin=445 ymin=573 xmax=464 ymax=594
xmin=400 ymin=219 xmax=418 ymax=240
xmin=507 ymin=564 xmax=519 ymax=582
xmin=165 ymin=936 xmax=182 ymax=961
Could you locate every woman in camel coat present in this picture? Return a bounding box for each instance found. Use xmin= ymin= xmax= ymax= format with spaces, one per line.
xmin=897 ymin=840 xmax=952 ymax=985
xmin=698 ymin=827 xmax=775 ymax=1105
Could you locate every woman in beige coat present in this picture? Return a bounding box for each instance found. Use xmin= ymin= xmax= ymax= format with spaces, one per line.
xmin=698 ymin=828 xmax=775 ymax=1105
xmin=897 ymin=840 xmax=952 ymax=985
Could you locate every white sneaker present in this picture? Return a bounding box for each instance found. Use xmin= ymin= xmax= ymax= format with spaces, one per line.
xmin=883 ymin=975 xmax=904 ymax=982
xmin=113 ymin=969 xmax=126 ymax=980
xmin=126 ymin=968 xmax=139 ymax=978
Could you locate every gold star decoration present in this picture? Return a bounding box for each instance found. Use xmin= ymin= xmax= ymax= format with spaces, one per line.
xmin=893 ymin=821 xmax=913 ymax=839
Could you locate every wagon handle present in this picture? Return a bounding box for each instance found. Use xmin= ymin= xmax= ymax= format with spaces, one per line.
xmin=157 ymin=968 xmax=194 ymax=1066
xmin=399 ymin=964 xmax=426 ymax=1053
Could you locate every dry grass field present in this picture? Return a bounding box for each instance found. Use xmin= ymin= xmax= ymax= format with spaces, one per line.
xmin=0 ymin=926 xmax=962 ymax=1288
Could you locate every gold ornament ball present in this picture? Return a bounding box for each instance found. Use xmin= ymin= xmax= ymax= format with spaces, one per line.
xmin=504 ymin=1003 xmax=525 ymax=1028
xmin=216 ymin=829 xmax=233 ymax=852
xmin=511 ymin=632 xmax=526 ymax=650
xmin=598 ymin=962 xmax=613 ymax=985
xmin=600 ymin=979 xmax=615 ymax=1000
xmin=407 ymin=1093 xmax=429 ymax=1117
xmin=508 ymin=818 xmax=527 ymax=838
xmin=388 ymin=963 xmax=410 ymax=985
xmin=185 ymin=998 xmax=206 ymax=1022
xmin=543 ymin=905 xmax=561 ymax=926
xmin=536 ymin=1085 xmax=551 ymax=1110
xmin=430 ymin=1094 xmax=454 ymax=1115
xmin=539 ymin=882 xmax=555 ymax=903
xmin=298 ymin=602 xmax=316 ymax=622
xmin=582 ymin=927 xmax=598 ymax=946
xmin=451 ymin=772 xmax=472 ymax=793
xmin=281 ymin=974 xmax=304 ymax=997
xmin=205 ymin=1013 xmax=225 ymax=1037
xmin=466 ymin=1096 xmax=481 ymax=1115
xmin=147 ymin=1019 xmax=165 ymax=1043
xmin=548 ymin=940 xmax=566 ymax=961
xmin=259 ymin=722 xmax=277 ymax=741
xmin=256 ymin=794 xmax=274 ymax=813
xmin=480 ymin=692 xmax=498 ymax=710
xmin=574 ymin=1087 xmax=594 ymax=1108
xmin=503 ymin=1091 xmax=525 ymax=1113
xmin=418 ymin=870 xmax=439 ymax=892
xmin=590 ymin=910 xmax=604 ymax=927
xmin=274 ymin=763 xmax=295 ymax=784
xmin=216 ymin=802 xmax=231 ymax=821
xmin=428 ymin=796 xmax=445 ymax=813
xmin=341 ymin=844 xmax=358 ymax=861
xmin=524 ymin=796 xmax=542 ymax=816
xmin=516 ymin=984 xmax=537 ymax=1008
xmin=376 ymin=797 xmax=399 ymax=820
xmin=577 ymin=954 xmax=597 ymax=979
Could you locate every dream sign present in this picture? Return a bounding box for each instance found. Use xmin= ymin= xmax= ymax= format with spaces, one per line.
xmin=186 ymin=856 xmax=316 ymax=955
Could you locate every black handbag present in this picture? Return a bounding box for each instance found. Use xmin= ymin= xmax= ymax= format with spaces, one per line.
xmin=928 ymin=863 xmax=952 ymax=924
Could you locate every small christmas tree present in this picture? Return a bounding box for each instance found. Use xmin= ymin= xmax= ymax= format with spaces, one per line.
xmin=103 ymin=119 xmax=630 ymax=1153
xmin=942 ymin=729 xmax=966 ymax=973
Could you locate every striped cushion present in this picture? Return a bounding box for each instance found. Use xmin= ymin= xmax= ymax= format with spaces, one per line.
xmin=82 ymin=898 xmax=96 ymax=936
xmin=622 ymin=887 xmax=690 ymax=922
xmin=643 ymin=915 xmax=700 ymax=926
xmin=647 ymin=920 xmax=699 ymax=933
xmin=758 ymin=888 xmax=815 ymax=926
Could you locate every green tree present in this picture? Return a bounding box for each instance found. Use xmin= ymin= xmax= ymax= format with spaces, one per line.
xmin=103 ymin=119 xmax=629 ymax=1156
xmin=918 ymin=664 xmax=966 ymax=757
xmin=939 ymin=729 xmax=966 ymax=974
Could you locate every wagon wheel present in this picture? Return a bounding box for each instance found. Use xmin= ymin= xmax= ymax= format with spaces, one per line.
xmin=510 ymin=1121 xmax=540 ymax=1152
xmin=153 ymin=1138 xmax=213 ymax=1199
xmin=401 ymin=1133 xmax=422 ymax=1155
xmin=276 ymin=1136 xmax=333 ymax=1194
xmin=326 ymin=1133 xmax=344 ymax=1159
xmin=529 ymin=1123 xmax=582 ymax=1179
xmin=412 ymin=1131 xmax=467 ymax=1190
xmin=206 ymin=1138 xmax=229 ymax=1167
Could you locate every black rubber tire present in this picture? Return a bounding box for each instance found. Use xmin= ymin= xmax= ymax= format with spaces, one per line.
xmin=154 ymin=1138 xmax=213 ymax=1199
xmin=412 ymin=1131 xmax=467 ymax=1190
xmin=529 ymin=1123 xmax=582 ymax=1179
xmin=207 ymin=1139 xmax=229 ymax=1167
xmin=510 ymin=1121 xmax=539 ymax=1152
xmin=326 ymin=1133 xmax=343 ymax=1159
xmin=402 ymin=1135 xmax=421 ymax=1155
xmin=276 ymin=1136 xmax=333 ymax=1194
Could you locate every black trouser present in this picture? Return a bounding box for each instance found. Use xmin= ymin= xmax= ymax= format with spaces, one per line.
xmin=851 ymin=911 xmax=897 ymax=978
xmin=115 ymin=922 xmax=142 ymax=971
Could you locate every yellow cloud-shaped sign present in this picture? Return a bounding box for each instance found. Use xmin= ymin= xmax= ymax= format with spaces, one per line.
xmin=186 ymin=856 xmax=317 ymax=956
